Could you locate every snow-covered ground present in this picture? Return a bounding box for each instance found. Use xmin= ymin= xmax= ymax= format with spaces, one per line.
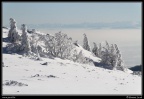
xmin=2 ymin=28 xmax=142 ymax=95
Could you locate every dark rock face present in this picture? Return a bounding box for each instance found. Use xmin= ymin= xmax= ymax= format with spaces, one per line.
xmin=129 ymin=65 xmax=141 ymax=71
xmin=3 ymin=80 xmax=28 ymax=86
xmin=41 ymin=62 xmax=48 ymax=65
xmin=2 ymin=26 xmax=9 ymax=29
xmin=93 ymin=62 xmax=113 ymax=70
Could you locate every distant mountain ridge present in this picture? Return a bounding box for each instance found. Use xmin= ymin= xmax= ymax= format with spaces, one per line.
xmin=25 ymin=22 xmax=141 ymax=29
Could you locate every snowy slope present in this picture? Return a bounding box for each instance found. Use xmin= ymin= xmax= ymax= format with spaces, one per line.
xmin=73 ymin=44 xmax=101 ymax=63
xmin=2 ymin=28 xmax=141 ymax=95
xmin=2 ymin=53 xmax=142 ymax=95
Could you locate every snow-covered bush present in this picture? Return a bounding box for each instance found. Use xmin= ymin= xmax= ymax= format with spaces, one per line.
xmin=8 ymin=18 xmax=20 ymax=43
xmin=70 ymin=48 xmax=82 ymax=63
xmin=71 ymin=41 xmax=95 ymax=65
xmin=55 ymin=33 xmax=74 ymax=59
xmin=6 ymin=43 xmax=21 ymax=53
xmin=83 ymin=33 xmax=91 ymax=51
xmin=44 ymin=31 xmax=74 ymax=59
xmin=28 ymin=31 xmax=74 ymax=60
xmin=75 ymin=50 xmax=92 ymax=64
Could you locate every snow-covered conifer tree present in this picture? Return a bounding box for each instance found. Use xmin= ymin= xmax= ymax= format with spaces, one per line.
xmin=95 ymin=41 xmax=126 ymax=70
xmin=114 ymin=44 xmax=126 ymax=71
xmin=8 ymin=18 xmax=20 ymax=43
xmin=20 ymin=24 xmax=31 ymax=53
xmin=101 ymin=41 xmax=111 ymax=65
xmin=83 ymin=33 xmax=91 ymax=51
xmin=92 ymin=42 xmax=99 ymax=56
xmin=98 ymin=43 xmax=102 ymax=57
xmin=109 ymin=44 xmax=117 ymax=68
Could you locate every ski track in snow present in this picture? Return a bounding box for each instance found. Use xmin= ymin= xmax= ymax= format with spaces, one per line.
xmin=2 ymin=28 xmax=141 ymax=95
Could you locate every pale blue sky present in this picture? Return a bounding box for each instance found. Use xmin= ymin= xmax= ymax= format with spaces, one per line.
xmin=2 ymin=2 xmax=141 ymax=26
